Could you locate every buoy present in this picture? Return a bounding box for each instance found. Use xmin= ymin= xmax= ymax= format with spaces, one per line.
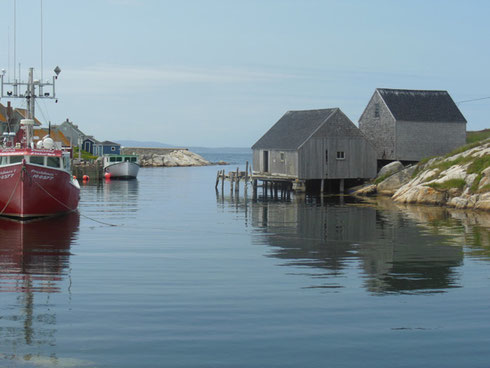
xmin=83 ymin=175 xmax=89 ymax=181
xmin=73 ymin=175 xmax=77 ymax=180
xmin=104 ymin=172 xmax=111 ymax=180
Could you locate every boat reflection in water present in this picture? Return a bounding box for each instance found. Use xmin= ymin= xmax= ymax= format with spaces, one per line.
xmin=221 ymin=191 xmax=490 ymax=295
xmin=0 ymin=212 xmax=79 ymax=358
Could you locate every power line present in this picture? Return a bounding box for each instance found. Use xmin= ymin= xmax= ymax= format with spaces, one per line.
xmin=456 ymin=96 xmax=490 ymax=105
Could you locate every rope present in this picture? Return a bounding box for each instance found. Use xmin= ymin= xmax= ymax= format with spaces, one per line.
xmin=29 ymin=173 xmax=118 ymax=227
xmin=0 ymin=171 xmax=22 ymax=215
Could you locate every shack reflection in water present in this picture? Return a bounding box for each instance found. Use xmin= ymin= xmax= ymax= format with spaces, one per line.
xmin=0 ymin=213 xmax=79 ymax=355
xmin=239 ymin=194 xmax=474 ymax=294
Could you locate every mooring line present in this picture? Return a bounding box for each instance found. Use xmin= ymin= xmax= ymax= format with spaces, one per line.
xmin=0 ymin=172 xmax=22 ymax=215
xmin=32 ymin=177 xmax=118 ymax=227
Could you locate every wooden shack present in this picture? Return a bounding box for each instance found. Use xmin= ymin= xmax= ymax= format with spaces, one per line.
xmin=251 ymin=108 xmax=377 ymax=192
xmin=359 ymin=88 xmax=467 ymax=167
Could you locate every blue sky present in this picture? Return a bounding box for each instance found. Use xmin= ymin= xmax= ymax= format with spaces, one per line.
xmin=1 ymin=0 xmax=489 ymax=147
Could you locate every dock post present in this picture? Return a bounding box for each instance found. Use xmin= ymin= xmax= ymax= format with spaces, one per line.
xmin=320 ymin=179 xmax=324 ymax=194
xmin=215 ymin=171 xmax=220 ymax=190
xmin=235 ymin=167 xmax=240 ymax=195
xmin=340 ymin=179 xmax=345 ymax=194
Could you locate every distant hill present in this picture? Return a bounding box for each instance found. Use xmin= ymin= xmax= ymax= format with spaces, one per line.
xmin=116 ymin=140 xmax=251 ymax=154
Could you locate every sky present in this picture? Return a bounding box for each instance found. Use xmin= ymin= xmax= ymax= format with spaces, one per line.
xmin=1 ymin=0 xmax=489 ymax=148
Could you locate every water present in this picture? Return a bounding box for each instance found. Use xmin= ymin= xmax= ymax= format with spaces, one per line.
xmin=1 ymin=154 xmax=490 ymax=367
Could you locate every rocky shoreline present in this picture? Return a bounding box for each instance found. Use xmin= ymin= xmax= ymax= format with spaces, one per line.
xmin=354 ymin=139 xmax=490 ymax=211
xmin=121 ymin=147 xmax=227 ymax=167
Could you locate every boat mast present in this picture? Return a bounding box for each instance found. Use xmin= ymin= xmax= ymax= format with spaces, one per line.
xmin=0 ymin=66 xmax=61 ymax=119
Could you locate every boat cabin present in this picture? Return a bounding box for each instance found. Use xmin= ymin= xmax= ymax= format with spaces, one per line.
xmin=103 ymin=154 xmax=138 ymax=166
xmin=0 ymin=149 xmax=71 ymax=171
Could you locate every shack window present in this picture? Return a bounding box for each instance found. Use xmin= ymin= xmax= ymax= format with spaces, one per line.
xmin=280 ymin=152 xmax=285 ymax=161
xmin=111 ymin=146 xmax=116 ymax=151
xmin=10 ymin=156 xmax=23 ymax=164
xmin=30 ymin=156 xmax=45 ymax=165
xmin=336 ymin=151 xmax=345 ymax=160
xmin=374 ymin=103 xmax=380 ymax=118
xmin=47 ymin=157 xmax=61 ymax=168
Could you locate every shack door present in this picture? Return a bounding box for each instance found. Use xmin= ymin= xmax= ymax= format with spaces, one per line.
xmin=263 ymin=151 xmax=269 ymax=172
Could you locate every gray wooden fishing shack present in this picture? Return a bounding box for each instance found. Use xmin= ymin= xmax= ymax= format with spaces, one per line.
xmin=359 ymin=88 xmax=467 ymax=166
xmin=251 ymin=108 xmax=377 ymax=192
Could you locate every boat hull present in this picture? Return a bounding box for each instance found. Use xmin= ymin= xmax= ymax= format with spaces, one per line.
xmin=104 ymin=162 xmax=139 ymax=179
xmin=0 ymin=163 xmax=80 ymax=218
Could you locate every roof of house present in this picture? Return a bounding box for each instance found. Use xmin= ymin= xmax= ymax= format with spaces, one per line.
xmin=252 ymin=108 xmax=363 ymax=150
xmin=101 ymin=140 xmax=120 ymax=146
xmin=35 ymin=127 xmax=71 ymax=146
xmin=15 ymin=108 xmax=42 ymax=125
xmin=377 ymin=88 xmax=467 ymax=123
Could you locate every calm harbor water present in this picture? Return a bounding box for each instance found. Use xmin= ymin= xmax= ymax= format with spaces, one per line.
xmin=1 ymin=153 xmax=490 ymax=367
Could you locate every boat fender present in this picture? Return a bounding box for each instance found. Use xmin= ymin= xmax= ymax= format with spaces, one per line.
xmin=104 ymin=172 xmax=111 ymax=180
xmin=83 ymin=175 xmax=89 ymax=181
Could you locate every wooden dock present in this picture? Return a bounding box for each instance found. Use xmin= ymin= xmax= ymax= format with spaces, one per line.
xmin=72 ymin=161 xmax=104 ymax=181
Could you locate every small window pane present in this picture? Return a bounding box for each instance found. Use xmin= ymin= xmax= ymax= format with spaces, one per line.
xmin=47 ymin=157 xmax=60 ymax=168
xmin=336 ymin=151 xmax=345 ymax=159
xmin=116 ymin=157 xmax=123 ymax=162
xmin=10 ymin=156 xmax=23 ymax=164
xmin=30 ymin=156 xmax=45 ymax=165
xmin=110 ymin=157 xmax=116 ymax=162
xmin=0 ymin=156 xmax=8 ymax=165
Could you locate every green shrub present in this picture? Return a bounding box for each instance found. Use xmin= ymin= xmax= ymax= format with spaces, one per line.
xmin=428 ymin=178 xmax=466 ymax=191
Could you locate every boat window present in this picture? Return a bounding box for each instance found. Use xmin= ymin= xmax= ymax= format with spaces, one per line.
xmin=116 ymin=157 xmax=123 ymax=162
xmin=63 ymin=157 xmax=71 ymax=170
xmin=47 ymin=156 xmax=61 ymax=168
xmin=124 ymin=157 xmax=130 ymax=162
xmin=131 ymin=157 xmax=137 ymax=162
xmin=0 ymin=156 xmax=8 ymax=166
xmin=10 ymin=156 xmax=24 ymax=164
xmin=30 ymin=156 xmax=45 ymax=165
xmin=110 ymin=156 xmax=117 ymax=162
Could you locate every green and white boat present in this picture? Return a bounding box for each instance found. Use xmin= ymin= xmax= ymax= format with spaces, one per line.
xmin=103 ymin=154 xmax=140 ymax=179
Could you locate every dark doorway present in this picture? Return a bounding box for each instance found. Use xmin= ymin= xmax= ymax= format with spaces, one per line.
xmin=263 ymin=151 xmax=269 ymax=172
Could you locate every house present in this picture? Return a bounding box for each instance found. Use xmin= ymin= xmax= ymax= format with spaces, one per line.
xmin=359 ymin=88 xmax=467 ymax=166
xmin=252 ymin=108 xmax=377 ymax=191
xmin=58 ymin=119 xmax=87 ymax=146
xmin=0 ymin=102 xmax=42 ymax=135
xmin=100 ymin=140 xmax=121 ymax=155
xmin=82 ymin=136 xmax=99 ymax=155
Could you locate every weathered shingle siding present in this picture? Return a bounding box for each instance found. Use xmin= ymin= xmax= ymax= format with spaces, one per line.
xmin=359 ymin=91 xmax=396 ymax=160
xmin=253 ymin=149 xmax=298 ymax=176
xmin=396 ymin=121 xmax=467 ymax=161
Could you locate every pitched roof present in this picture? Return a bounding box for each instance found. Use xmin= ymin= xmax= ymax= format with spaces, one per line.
xmin=35 ymin=128 xmax=71 ymax=146
xmin=101 ymin=140 xmax=120 ymax=146
xmin=377 ymin=88 xmax=466 ymax=123
xmin=252 ymin=108 xmax=363 ymax=150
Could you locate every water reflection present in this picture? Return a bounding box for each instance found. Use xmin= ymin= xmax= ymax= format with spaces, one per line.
xmin=0 ymin=213 xmax=79 ymax=359
xmin=224 ymin=193 xmax=490 ymax=294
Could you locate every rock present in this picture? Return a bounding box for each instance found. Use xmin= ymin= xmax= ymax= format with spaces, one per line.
xmin=138 ymin=150 xmax=210 ymax=167
xmin=377 ymin=161 xmax=404 ymax=179
xmin=352 ymin=184 xmax=377 ymax=196
xmin=377 ymin=166 xmax=417 ymax=196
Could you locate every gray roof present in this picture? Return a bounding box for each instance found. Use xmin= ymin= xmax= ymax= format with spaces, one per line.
xmin=252 ymin=108 xmax=363 ymax=150
xmin=377 ymin=88 xmax=467 ymax=123
xmin=101 ymin=140 xmax=120 ymax=146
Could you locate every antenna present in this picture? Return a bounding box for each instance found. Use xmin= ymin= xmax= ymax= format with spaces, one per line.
xmin=13 ymin=0 xmax=16 ymax=87
xmin=40 ymin=0 xmax=44 ymax=91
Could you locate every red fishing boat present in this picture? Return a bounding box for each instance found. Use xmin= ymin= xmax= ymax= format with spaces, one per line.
xmin=0 ymin=67 xmax=80 ymax=219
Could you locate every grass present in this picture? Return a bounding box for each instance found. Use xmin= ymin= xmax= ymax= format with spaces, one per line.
xmin=467 ymin=129 xmax=490 ymax=144
xmin=375 ymin=173 xmax=391 ymax=185
xmin=428 ymin=178 xmax=466 ymax=191
xmin=73 ymin=147 xmax=98 ymax=161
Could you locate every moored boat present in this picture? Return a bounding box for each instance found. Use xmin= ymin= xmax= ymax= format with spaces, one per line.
xmin=103 ymin=154 xmax=139 ymax=179
xmin=0 ymin=68 xmax=80 ymax=219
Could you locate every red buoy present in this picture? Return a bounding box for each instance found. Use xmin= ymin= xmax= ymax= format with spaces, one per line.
xmin=104 ymin=172 xmax=111 ymax=180
xmin=83 ymin=175 xmax=89 ymax=181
